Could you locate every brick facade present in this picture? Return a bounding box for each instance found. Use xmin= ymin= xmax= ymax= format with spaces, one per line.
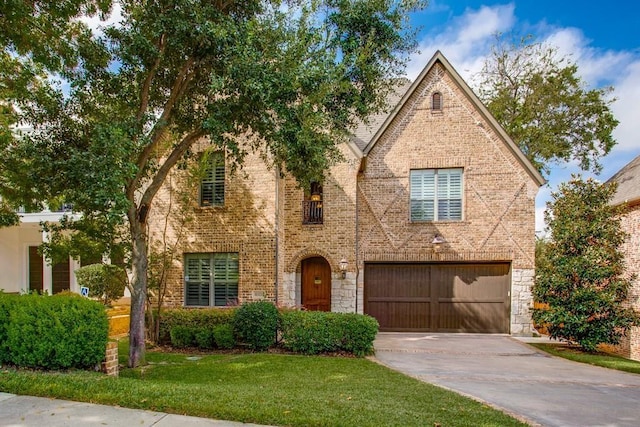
xmin=148 ymin=52 xmax=542 ymax=335
xmin=357 ymin=61 xmax=540 ymax=334
xmin=613 ymin=203 xmax=640 ymax=361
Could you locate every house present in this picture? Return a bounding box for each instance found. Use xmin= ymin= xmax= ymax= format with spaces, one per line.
xmin=606 ymin=155 xmax=640 ymax=361
xmin=0 ymin=204 xmax=84 ymax=295
xmin=149 ymin=51 xmax=545 ymax=335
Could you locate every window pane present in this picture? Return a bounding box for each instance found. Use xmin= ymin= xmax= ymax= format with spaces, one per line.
xmin=410 ymin=168 xmax=462 ymax=221
xmin=185 ymin=254 xmax=211 ymax=306
xmin=214 ymin=253 xmax=239 ymax=306
xmin=201 ymin=151 xmax=225 ymax=207
xmin=410 ymin=170 xmax=435 ymax=221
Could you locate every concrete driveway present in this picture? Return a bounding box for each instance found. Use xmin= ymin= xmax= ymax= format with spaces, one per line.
xmin=373 ymin=333 xmax=640 ymax=427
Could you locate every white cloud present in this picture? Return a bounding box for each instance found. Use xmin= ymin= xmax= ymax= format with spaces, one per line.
xmin=610 ymin=60 xmax=640 ymax=152
xmin=407 ymin=4 xmax=517 ymax=80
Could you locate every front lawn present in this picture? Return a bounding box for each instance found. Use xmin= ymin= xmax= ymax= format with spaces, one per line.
xmin=0 ymin=340 xmax=525 ymax=426
xmin=530 ymin=343 xmax=640 ymax=375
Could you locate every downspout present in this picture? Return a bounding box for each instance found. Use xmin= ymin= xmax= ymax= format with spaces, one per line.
xmin=355 ymin=156 xmax=364 ymax=314
xmin=355 ymin=178 xmax=359 ymax=314
xmin=274 ymin=167 xmax=279 ymax=305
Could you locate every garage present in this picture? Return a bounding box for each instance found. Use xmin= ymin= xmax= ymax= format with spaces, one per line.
xmin=364 ymin=262 xmax=511 ymax=333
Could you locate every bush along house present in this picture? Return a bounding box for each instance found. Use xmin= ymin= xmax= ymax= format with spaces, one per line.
xmin=147 ymin=51 xmax=544 ymax=335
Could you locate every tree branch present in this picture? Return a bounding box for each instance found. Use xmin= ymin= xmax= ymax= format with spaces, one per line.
xmin=127 ymin=57 xmax=197 ymax=200
xmin=139 ymin=129 xmax=206 ymax=214
xmin=137 ymin=33 xmax=167 ymax=122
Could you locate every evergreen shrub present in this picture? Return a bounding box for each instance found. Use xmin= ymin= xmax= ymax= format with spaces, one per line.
xmin=233 ymin=301 xmax=279 ymax=351
xmin=2 ymin=293 xmax=108 ymax=369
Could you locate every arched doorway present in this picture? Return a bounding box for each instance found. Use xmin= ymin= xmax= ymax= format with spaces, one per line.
xmin=301 ymin=256 xmax=331 ymax=311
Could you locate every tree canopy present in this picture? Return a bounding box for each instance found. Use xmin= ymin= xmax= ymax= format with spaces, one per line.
xmin=533 ymin=176 xmax=639 ymax=351
xmin=477 ymin=35 xmax=618 ymax=176
xmin=0 ymin=0 xmax=425 ymax=366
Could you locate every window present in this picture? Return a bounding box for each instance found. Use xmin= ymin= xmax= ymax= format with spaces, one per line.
xmin=432 ymin=92 xmax=443 ymax=111
xmin=410 ymin=168 xmax=462 ymax=221
xmin=302 ymin=182 xmax=323 ymax=224
xmin=184 ymin=253 xmax=238 ymax=306
xmin=200 ymin=151 xmax=225 ymax=207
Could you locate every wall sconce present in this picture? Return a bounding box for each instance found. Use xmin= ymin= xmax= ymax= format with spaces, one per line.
xmin=339 ymin=257 xmax=348 ymax=279
xmin=432 ymin=234 xmax=446 ymax=251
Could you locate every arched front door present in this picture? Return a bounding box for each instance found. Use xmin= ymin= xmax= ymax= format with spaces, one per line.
xmin=301 ymin=257 xmax=331 ymax=311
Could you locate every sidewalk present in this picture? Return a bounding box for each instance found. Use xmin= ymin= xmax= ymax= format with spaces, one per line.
xmin=0 ymin=393 xmax=268 ymax=427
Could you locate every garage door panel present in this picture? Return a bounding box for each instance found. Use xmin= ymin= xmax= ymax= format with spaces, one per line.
xmin=438 ymin=301 xmax=508 ymax=333
xmin=366 ymin=264 xmax=431 ymax=298
xmin=365 ymin=262 xmax=510 ymax=333
xmin=370 ymin=302 xmax=431 ymax=331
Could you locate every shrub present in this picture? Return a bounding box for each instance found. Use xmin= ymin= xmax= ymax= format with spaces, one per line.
xmin=0 ymin=293 xmax=20 ymax=363
xmin=233 ymin=301 xmax=279 ymax=351
xmin=158 ymin=308 xmax=235 ymax=345
xmin=170 ymin=325 xmax=195 ymax=348
xmin=195 ymin=327 xmax=216 ymax=349
xmin=75 ymin=263 xmax=127 ymax=306
xmin=533 ymin=177 xmax=640 ymax=351
xmin=280 ymin=310 xmax=379 ymax=356
xmin=3 ymin=293 xmax=108 ymax=369
xmin=335 ymin=313 xmax=379 ymax=356
xmin=213 ymin=324 xmax=236 ymax=349
xmin=279 ymin=311 xmax=339 ymax=354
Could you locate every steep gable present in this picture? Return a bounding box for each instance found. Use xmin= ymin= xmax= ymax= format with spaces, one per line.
xmin=362 ymin=51 xmax=544 ymax=187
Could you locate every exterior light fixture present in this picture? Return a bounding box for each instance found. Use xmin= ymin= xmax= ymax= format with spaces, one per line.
xmin=432 ymin=234 xmax=446 ymax=251
xmin=339 ymin=257 xmax=348 ymax=279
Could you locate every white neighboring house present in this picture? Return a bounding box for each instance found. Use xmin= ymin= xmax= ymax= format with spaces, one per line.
xmin=0 ymin=202 xmax=84 ymax=294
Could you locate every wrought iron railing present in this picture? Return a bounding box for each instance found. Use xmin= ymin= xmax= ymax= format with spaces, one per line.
xmin=302 ymin=200 xmax=323 ymax=224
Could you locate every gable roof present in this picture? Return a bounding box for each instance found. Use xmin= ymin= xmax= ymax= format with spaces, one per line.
xmin=607 ymin=154 xmax=640 ymax=207
xmin=357 ymin=50 xmax=545 ymax=187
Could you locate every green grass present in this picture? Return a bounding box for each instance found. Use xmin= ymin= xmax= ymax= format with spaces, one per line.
xmin=0 ymin=340 xmax=526 ymax=427
xmin=530 ymin=343 xmax=640 ymax=375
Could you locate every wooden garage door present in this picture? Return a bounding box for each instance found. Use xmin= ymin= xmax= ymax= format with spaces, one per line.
xmin=364 ymin=263 xmax=510 ymax=333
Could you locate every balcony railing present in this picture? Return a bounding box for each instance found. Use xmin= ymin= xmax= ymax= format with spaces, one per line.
xmin=302 ymin=200 xmax=323 ymax=224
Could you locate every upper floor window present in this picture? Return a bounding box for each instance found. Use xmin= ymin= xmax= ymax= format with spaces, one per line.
xmin=410 ymin=168 xmax=462 ymax=221
xmin=432 ymin=92 xmax=443 ymax=111
xmin=184 ymin=252 xmax=239 ymax=307
xmin=303 ymin=182 xmax=323 ymax=224
xmin=200 ymin=151 xmax=225 ymax=207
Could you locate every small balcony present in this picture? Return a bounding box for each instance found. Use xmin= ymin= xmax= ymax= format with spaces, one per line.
xmin=302 ymin=200 xmax=323 ymax=225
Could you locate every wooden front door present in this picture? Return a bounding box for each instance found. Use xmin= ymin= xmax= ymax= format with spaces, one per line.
xmin=301 ymin=257 xmax=331 ymax=311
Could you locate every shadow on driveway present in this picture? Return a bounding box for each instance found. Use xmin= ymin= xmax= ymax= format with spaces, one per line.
xmin=374 ymin=333 xmax=640 ymax=427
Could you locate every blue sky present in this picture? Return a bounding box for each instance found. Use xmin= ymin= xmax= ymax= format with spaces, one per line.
xmin=404 ymin=1 xmax=640 ymax=234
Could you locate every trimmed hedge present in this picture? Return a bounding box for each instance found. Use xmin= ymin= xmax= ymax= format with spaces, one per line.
xmin=159 ymin=304 xmax=379 ymax=357
xmin=280 ymin=310 xmax=379 ymax=356
xmin=0 ymin=292 xmax=109 ymax=369
xmin=233 ymin=301 xmax=279 ymax=351
xmin=158 ymin=308 xmax=235 ymax=345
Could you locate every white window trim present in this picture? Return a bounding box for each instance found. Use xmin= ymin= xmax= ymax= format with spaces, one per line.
xmin=410 ymin=168 xmax=463 ymax=222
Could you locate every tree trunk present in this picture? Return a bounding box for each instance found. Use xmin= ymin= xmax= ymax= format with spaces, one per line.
xmin=128 ymin=212 xmax=148 ymax=368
